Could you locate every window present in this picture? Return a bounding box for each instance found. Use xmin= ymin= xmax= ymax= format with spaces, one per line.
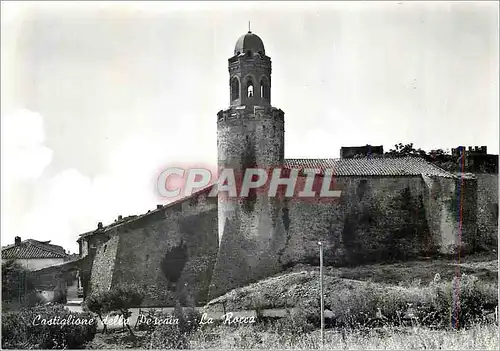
xmin=245 ymin=76 xmax=253 ymax=97
xmin=231 ymin=77 xmax=240 ymax=101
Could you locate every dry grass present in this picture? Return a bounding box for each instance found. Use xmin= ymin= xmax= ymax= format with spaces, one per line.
xmin=189 ymin=323 xmax=499 ymax=350
xmin=86 ymin=323 xmax=499 ymax=349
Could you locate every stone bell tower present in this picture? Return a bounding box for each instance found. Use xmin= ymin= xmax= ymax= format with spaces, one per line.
xmin=210 ymin=29 xmax=286 ymax=298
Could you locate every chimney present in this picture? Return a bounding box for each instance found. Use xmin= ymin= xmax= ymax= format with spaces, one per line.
xmin=97 ymin=222 xmax=103 ymax=229
xmin=15 ymin=236 xmax=21 ymax=246
xmin=157 ymin=205 xmax=162 ymax=209
xmin=118 ymin=215 xmax=123 ymax=221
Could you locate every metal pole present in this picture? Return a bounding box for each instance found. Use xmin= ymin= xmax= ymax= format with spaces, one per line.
xmin=318 ymin=241 xmax=324 ymax=349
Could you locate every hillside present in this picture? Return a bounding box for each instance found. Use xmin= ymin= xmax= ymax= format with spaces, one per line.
xmin=205 ymin=254 xmax=498 ymax=312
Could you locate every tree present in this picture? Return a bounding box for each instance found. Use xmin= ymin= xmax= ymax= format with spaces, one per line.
xmin=83 ymin=285 xmax=144 ymax=336
xmin=385 ymin=144 xmax=464 ymax=172
xmin=385 ymin=143 xmax=427 ymax=157
xmin=83 ymin=290 xmax=110 ymax=333
xmin=1 ymin=260 xmax=41 ymax=309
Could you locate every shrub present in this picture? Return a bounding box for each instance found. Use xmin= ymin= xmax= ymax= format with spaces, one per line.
xmin=139 ymin=302 xmax=201 ymax=349
xmin=321 ymin=275 xmax=497 ymax=330
xmin=83 ymin=285 xmax=143 ymax=335
xmin=326 ymin=282 xmax=379 ymax=328
xmin=181 ymin=306 xmax=202 ymax=335
xmin=269 ymin=302 xmax=315 ymax=336
xmin=1 ymin=303 xmax=97 ymax=349
xmin=232 ymin=326 xmax=264 ymax=348
xmin=429 ymin=274 xmax=497 ymax=328
xmin=148 ymin=323 xmax=189 ymax=349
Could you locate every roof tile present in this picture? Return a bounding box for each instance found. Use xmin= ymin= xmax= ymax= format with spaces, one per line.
xmin=2 ymin=240 xmax=67 ymax=259
xmin=284 ymin=157 xmax=455 ymax=178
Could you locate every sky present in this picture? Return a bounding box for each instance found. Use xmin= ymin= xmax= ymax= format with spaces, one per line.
xmin=1 ymin=1 xmax=498 ymax=253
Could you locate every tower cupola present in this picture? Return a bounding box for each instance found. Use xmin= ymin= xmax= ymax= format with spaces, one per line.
xmin=228 ymin=30 xmax=271 ymax=107
xmin=234 ymin=31 xmax=265 ymax=56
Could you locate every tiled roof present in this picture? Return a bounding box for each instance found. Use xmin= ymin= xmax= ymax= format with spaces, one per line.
xmin=2 ymin=239 xmax=67 ymax=259
xmin=76 ymin=158 xmax=454 ymax=242
xmin=284 ymin=157 xmax=455 ymax=178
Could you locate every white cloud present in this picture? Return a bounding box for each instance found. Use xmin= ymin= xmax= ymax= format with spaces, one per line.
xmin=1 ymin=109 xmax=217 ymax=253
xmin=1 ymin=109 xmax=53 ymax=181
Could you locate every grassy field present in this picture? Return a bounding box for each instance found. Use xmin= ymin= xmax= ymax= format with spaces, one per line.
xmin=191 ymin=324 xmax=499 ymax=350
xmin=87 ymin=323 xmax=499 ymax=349
xmin=84 ymin=254 xmax=498 ymax=350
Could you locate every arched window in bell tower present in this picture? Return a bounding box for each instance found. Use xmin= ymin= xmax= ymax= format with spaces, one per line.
xmin=231 ymin=77 xmax=240 ymax=101
xmin=246 ymin=77 xmax=254 ymax=98
xmin=260 ymin=77 xmax=270 ymax=101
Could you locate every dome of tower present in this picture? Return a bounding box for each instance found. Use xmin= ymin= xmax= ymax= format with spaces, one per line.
xmin=234 ymin=31 xmax=265 ymax=56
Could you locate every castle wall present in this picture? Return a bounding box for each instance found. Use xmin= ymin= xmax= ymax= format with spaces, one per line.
xmin=278 ymin=176 xmax=433 ymax=267
xmin=210 ymin=176 xmax=432 ymax=298
xmin=210 ymin=174 xmax=481 ymax=299
xmin=89 ymin=190 xmax=218 ymax=307
xmin=476 ymin=173 xmax=498 ymax=247
xmin=89 ymin=235 xmax=119 ymax=293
